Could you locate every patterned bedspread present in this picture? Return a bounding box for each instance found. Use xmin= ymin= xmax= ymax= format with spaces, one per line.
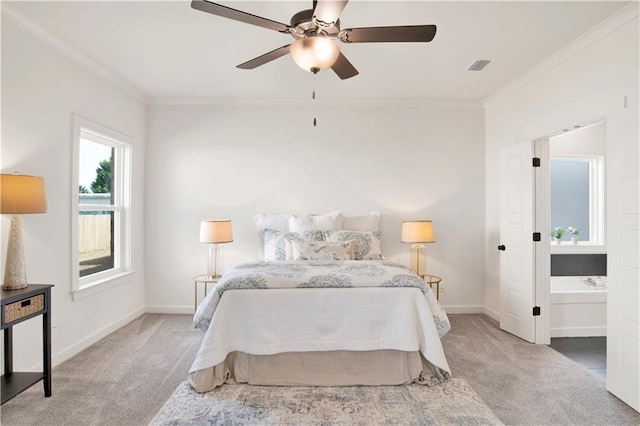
xmin=194 ymin=260 xmax=451 ymax=338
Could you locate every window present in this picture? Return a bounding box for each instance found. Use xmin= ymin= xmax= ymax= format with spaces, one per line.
xmin=550 ymin=156 xmax=604 ymax=245
xmin=72 ymin=115 xmax=132 ymax=297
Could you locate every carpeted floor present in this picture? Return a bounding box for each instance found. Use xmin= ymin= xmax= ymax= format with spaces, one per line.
xmin=1 ymin=313 xmax=639 ymax=425
xmin=444 ymin=314 xmax=639 ymax=425
xmin=1 ymin=314 xmax=202 ymax=426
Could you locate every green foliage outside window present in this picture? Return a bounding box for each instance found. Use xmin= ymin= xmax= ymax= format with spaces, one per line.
xmin=90 ymin=159 xmax=112 ymax=194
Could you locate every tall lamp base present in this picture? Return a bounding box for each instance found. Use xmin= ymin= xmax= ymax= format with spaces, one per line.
xmin=4 ymin=215 xmax=28 ymax=290
xmin=207 ymin=243 xmax=223 ymax=278
xmin=410 ymin=243 xmax=426 ymax=277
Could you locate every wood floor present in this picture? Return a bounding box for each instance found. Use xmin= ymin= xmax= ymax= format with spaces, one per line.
xmin=549 ymin=336 xmax=607 ymax=379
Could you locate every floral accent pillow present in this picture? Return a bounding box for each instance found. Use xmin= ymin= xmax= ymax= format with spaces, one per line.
xmin=321 ymin=230 xmax=384 ymax=260
xmin=292 ymin=240 xmax=354 ymax=261
xmin=263 ymin=229 xmax=322 ymax=261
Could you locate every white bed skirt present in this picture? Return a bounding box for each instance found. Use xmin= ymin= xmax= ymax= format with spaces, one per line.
xmin=190 ymin=350 xmax=446 ymax=392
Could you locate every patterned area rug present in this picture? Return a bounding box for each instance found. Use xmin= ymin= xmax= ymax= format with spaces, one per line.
xmin=150 ymin=378 xmax=503 ymax=425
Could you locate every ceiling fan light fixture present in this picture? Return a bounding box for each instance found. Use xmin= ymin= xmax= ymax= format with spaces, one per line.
xmin=290 ymin=36 xmax=340 ymax=73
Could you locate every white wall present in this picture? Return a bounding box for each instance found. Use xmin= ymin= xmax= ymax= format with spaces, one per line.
xmin=483 ymin=8 xmax=638 ymax=318
xmin=1 ymin=16 xmax=146 ymax=370
xmin=550 ymin=120 xmax=606 ymax=156
xmin=145 ymin=102 xmax=485 ymax=313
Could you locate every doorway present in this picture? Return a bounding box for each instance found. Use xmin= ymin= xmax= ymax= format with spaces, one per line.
xmin=499 ymin=117 xmax=607 ymax=345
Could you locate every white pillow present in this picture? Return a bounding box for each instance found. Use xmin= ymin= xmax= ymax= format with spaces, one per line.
xmin=292 ymin=240 xmax=354 ymax=261
xmin=321 ymin=230 xmax=384 ymax=260
xmin=343 ymin=211 xmax=381 ymax=231
xmin=255 ymin=213 xmax=290 ymax=233
xmin=255 ymin=213 xmax=290 ymax=259
xmin=263 ymin=229 xmax=323 ymax=261
xmin=288 ymin=211 xmax=344 ymax=232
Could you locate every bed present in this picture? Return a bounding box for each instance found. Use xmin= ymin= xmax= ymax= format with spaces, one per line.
xmin=188 ymin=212 xmax=451 ymax=392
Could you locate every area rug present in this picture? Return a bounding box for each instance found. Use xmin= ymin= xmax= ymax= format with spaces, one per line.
xmin=150 ymin=378 xmax=503 ymax=425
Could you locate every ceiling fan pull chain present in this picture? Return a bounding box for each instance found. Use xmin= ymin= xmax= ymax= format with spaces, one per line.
xmin=312 ymin=73 xmax=318 ymax=127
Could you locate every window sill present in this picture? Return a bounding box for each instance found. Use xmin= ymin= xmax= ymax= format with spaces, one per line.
xmin=550 ymin=244 xmax=606 ymax=254
xmin=71 ymin=271 xmax=135 ymax=301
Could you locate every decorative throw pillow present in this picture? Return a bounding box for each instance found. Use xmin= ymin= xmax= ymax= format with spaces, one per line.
xmin=288 ymin=211 xmax=344 ymax=232
xmin=291 ymin=240 xmax=354 ymax=261
xmin=321 ymin=230 xmax=384 ymax=260
xmin=263 ymin=229 xmax=323 ymax=261
xmin=343 ymin=211 xmax=381 ymax=231
xmin=255 ymin=213 xmax=290 ymax=259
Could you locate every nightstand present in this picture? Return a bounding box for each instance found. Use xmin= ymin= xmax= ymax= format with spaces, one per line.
xmin=421 ymin=274 xmax=442 ymax=300
xmin=1 ymin=284 xmax=54 ymax=404
xmin=193 ymin=275 xmax=220 ymax=312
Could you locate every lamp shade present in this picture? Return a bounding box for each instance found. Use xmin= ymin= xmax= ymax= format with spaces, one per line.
xmin=199 ymin=220 xmax=233 ymax=244
xmin=0 ymin=174 xmax=47 ymax=214
xmin=290 ymin=36 xmax=340 ymax=73
xmin=401 ymin=220 xmax=435 ymax=243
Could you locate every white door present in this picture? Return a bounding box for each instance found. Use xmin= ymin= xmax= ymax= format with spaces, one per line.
xmin=607 ymin=92 xmax=639 ymax=411
xmin=499 ymin=141 xmax=535 ymax=343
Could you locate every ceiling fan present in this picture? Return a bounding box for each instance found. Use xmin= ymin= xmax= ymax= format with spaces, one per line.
xmin=191 ymin=0 xmax=437 ymax=80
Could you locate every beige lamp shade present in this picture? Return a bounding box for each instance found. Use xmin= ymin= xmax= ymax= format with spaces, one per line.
xmin=401 ymin=220 xmax=435 ymax=243
xmin=1 ymin=174 xmax=47 ymax=214
xmin=1 ymin=173 xmax=47 ymax=289
xmin=199 ymin=220 xmax=233 ymax=244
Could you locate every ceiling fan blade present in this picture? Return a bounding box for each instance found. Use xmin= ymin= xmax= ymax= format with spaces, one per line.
xmin=191 ymin=0 xmax=291 ymax=33
xmin=313 ymin=0 xmax=349 ymax=28
xmin=331 ymin=53 xmax=359 ymax=80
xmin=339 ymin=25 xmax=437 ymax=43
xmin=237 ymin=45 xmax=292 ymax=69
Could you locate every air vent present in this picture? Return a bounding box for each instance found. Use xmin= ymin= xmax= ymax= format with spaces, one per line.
xmin=468 ymin=59 xmax=493 ymax=71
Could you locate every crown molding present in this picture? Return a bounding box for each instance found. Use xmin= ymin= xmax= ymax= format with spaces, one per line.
xmin=483 ymin=1 xmax=639 ymax=107
xmin=147 ymin=97 xmax=483 ymax=109
xmin=2 ymin=4 xmax=148 ymax=104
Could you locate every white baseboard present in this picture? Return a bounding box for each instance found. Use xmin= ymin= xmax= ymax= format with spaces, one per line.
xmin=483 ymin=305 xmax=500 ymax=322
xmin=34 ymin=307 xmax=145 ymax=371
xmin=146 ymin=305 xmax=194 ymax=314
xmin=441 ymin=305 xmax=485 ymax=314
xmin=551 ymin=326 xmax=607 ymax=338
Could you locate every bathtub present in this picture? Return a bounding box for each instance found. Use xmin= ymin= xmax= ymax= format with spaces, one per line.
xmin=550 ymin=276 xmax=607 ymax=338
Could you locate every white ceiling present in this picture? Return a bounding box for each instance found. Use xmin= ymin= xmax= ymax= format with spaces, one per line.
xmin=2 ymin=1 xmax=630 ymax=102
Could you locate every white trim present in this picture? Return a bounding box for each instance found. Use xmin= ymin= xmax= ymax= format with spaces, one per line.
xmin=483 ymin=2 xmax=639 ymax=106
xmin=145 ymin=305 xmax=195 ymax=315
xmin=483 ymin=305 xmax=500 ymax=322
xmin=25 ymin=307 xmax=145 ymax=371
xmin=1 ymin=3 xmax=147 ymax=103
xmin=534 ymin=139 xmax=551 ymax=345
xmin=71 ymin=271 xmax=135 ymax=301
xmin=71 ymin=114 xmax=133 ymax=296
xmin=148 ymin=97 xmax=483 ymax=109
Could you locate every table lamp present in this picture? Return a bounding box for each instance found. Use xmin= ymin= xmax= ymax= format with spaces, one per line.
xmin=1 ymin=174 xmax=47 ymax=290
xmin=401 ymin=220 xmax=435 ymax=277
xmin=199 ymin=219 xmax=233 ymax=278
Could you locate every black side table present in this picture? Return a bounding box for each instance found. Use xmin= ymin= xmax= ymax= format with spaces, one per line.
xmin=1 ymin=284 xmax=53 ymax=404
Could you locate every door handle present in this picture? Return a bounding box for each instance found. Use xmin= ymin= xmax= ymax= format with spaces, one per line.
xmin=498 ymin=245 xmax=506 ymax=251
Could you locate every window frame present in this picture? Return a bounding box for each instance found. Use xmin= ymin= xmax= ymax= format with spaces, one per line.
xmin=549 ymin=154 xmax=605 ymax=253
xmin=71 ymin=115 xmax=133 ymax=299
